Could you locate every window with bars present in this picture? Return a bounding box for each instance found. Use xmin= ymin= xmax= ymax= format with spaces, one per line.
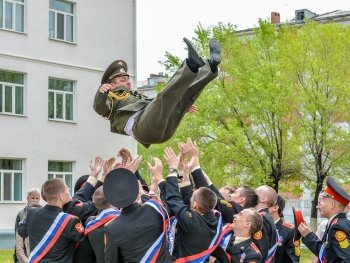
xmin=0 ymin=0 xmax=24 ymax=32
xmin=0 ymin=70 xmax=24 ymax=115
xmin=49 ymin=0 xmax=74 ymax=42
xmin=0 ymin=159 xmax=23 ymax=202
xmin=48 ymin=161 xmax=73 ymax=195
xmin=48 ymin=78 xmax=74 ymax=121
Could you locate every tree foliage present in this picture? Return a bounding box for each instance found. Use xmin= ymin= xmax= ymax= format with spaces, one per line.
xmin=138 ymin=21 xmax=350 ymax=227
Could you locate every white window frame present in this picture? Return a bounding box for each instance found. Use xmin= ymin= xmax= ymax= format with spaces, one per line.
xmin=0 ymin=0 xmax=25 ymax=32
xmin=48 ymin=78 xmax=75 ymax=122
xmin=0 ymin=159 xmax=23 ymax=203
xmin=0 ymin=72 xmax=25 ymax=116
xmin=48 ymin=161 xmax=73 ymax=195
xmin=49 ymin=0 xmax=74 ymax=42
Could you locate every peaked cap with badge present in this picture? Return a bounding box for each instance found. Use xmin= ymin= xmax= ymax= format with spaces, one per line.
xmin=320 ymin=176 xmax=350 ymax=206
xmin=101 ymin=60 xmax=129 ymax=85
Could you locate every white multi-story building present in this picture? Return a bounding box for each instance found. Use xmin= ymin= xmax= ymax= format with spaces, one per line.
xmin=0 ymin=0 xmax=137 ymax=246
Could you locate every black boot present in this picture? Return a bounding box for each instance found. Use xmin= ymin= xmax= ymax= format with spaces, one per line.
xmin=183 ymin=37 xmax=205 ymax=73
xmin=209 ymin=38 xmax=221 ymax=73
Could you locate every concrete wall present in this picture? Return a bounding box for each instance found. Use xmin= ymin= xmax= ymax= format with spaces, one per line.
xmin=0 ymin=0 xmax=137 ymax=246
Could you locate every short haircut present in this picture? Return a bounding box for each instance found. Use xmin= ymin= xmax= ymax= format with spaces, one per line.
xmin=93 ymin=186 xmax=109 ymax=210
xmin=262 ymin=185 xmax=277 ymax=208
xmin=27 ymin=188 xmax=40 ymax=196
xmin=41 ymin=178 xmax=66 ymax=202
xmin=247 ymin=208 xmax=263 ymax=235
xmin=220 ymin=185 xmax=236 ymax=194
xmin=240 ymin=186 xmax=259 ymax=208
xmin=194 ymin=187 xmax=217 ymax=214
xmin=276 ymin=195 xmax=286 ymax=216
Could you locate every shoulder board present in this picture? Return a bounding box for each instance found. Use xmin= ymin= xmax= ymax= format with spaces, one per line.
xmin=250 ymin=243 xmax=261 ymax=254
xmin=283 ymin=222 xmax=295 ymax=229
xmin=220 ymin=199 xmax=232 ymax=208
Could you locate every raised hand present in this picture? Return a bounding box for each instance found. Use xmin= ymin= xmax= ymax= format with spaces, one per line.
xmin=89 ymin=156 xmax=104 ymax=178
xmin=148 ymin=157 xmax=164 ymax=185
xmin=103 ymin=157 xmax=116 ymax=176
xmin=163 ymin=147 xmax=179 ymax=170
xmin=117 ymin=148 xmax=132 ymax=166
xmin=123 ymin=155 xmax=142 ymax=173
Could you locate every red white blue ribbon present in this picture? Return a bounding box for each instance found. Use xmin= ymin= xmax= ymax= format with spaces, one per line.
xmin=318 ymin=243 xmax=326 ymax=263
xmin=175 ymin=210 xmax=223 ymax=263
xmin=28 ymin=212 xmax=71 ymax=263
xmin=264 ymin=230 xmax=282 ymax=263
xmin=84 ymin=208 xmax=120 ymax=235
xmin=140 ymin=199 xmax=167 ymax=263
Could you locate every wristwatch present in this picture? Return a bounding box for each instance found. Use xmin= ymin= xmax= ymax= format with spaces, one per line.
xmin=169 ymin=167 xmax=178 ymax=174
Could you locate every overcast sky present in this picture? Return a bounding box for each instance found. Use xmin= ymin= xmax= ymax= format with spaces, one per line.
xmin=136 ymin=0 xmax=350 ymax=81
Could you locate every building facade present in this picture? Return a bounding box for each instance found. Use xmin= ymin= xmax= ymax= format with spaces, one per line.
xmin=0 ymin=0 xmax=137 ymax=245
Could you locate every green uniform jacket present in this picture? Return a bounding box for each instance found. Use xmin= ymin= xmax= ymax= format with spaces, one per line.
xmin=93 ymin=87 xmax=152 ymax=135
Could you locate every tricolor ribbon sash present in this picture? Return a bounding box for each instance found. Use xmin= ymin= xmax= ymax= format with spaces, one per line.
xmin=318 ymin=243 xmax=326 ymax=263
xmin=167 ymin=216 xmax=177 ymax=255
xmin=84 ymin=208 xmax=120 ymax=235
xmin=28 ymin=212 xmax=71 ymax=263
xmin=175 ymin=210 xmax=223 ymax=263
xmin=140 ymin=199 xmax=167 ymax=263
xmin=264 ymin=230 xmax=282 ymax=263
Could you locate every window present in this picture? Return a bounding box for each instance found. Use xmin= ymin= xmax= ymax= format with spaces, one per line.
xmin=0 ymin=70 xmax=24 ymax=115
xmin=49 ymin=0 xmax=74 ymax=42
xmin=0 ymin=159 xmax=23 ymax=202
xmin=48 ymin=78 xmax=74 ymax=121
xmin=48 ymin=161 xmax=73 ymax=194
xmin=0 ymin=0 xmax=24 ymax=32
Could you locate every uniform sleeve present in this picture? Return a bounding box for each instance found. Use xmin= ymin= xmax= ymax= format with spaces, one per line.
xmin=180 ymin=184 xmax=193 ymax=207
xmin=105 ymin=228 xmax=122 ymax=263
xmin=93 ymin=90 xmax=111 ymax=117
xmin=67 ymin=217 xmax=85 ymax=243
xmin=165 ymin=176 xmax=201 ymax=232
xmin=73 ymin=179 xmax=96 ymax=202
xmin=302 ymin=232 xmax=322 ymax=256
xmin=191 ymin=168 xmax=210 ymax=188
xmin=328 ymin=226 xmax=350 ymax=261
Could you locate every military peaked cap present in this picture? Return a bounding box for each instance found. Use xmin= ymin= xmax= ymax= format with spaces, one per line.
xmin=101 ymin=59 xmax=129 ymax=84
xmin=321 ymin=176 xmax=350 ymax=206
xmin=103 ymin=168 xmax=139 ymax=208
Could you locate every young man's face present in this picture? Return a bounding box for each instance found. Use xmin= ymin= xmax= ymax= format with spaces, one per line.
xmin=27 ymin=194 xmax=40 ymax=204
xmin=318 ymin=195 xmax=333 ymax=218
xmin=110 ymin=75 xmax=131 ymax=90
xmin=232 ymin=209 xmax=252 ymax=232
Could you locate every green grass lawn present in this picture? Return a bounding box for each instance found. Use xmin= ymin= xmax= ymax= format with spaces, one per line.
xmin=0 ymin=250 xmax=14 ymax=263
xmin=1 ymin=248 xmax=314 ymax=262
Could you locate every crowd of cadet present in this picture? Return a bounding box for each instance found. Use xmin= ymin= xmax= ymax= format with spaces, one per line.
xmin=14 ymin=138 xmax=350 ymax=263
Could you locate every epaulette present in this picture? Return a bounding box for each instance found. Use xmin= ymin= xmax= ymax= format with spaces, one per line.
xmin=283 ymin=222 xmax=295 ymax=229
xmin=220 ymin=199 xmax=232 ymax=208
xmin=250 ymin=242 xmax=261 ymax=254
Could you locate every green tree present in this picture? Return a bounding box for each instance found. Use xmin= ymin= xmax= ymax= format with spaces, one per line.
xmin=279 ymin=22 xmax=350 ymax=229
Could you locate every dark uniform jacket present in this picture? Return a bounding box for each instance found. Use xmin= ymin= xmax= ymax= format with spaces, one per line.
xmin=18 ymin=205 xmax=84 ymax=263
xmin=63 ymin=181 xmax=98 ymax=226
xmin=85 ymin=215 xmax=106 ymax=263
xmin=303 ymin=212 xmax=350 ymax=262
xmin=165 ymin=175 xmax=219 ymax=261
xmin=213 ymin=237 xmax=263 ymax=263
xmin=191 ymin=168 xmax=243 ymax=225
xmin=275 ymin=219 xmax=300 ymax=263
xmin=253 ymin=208 xmax=277 ymax=262
xmin=104 ymin=202 xmax=170 ymax=263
